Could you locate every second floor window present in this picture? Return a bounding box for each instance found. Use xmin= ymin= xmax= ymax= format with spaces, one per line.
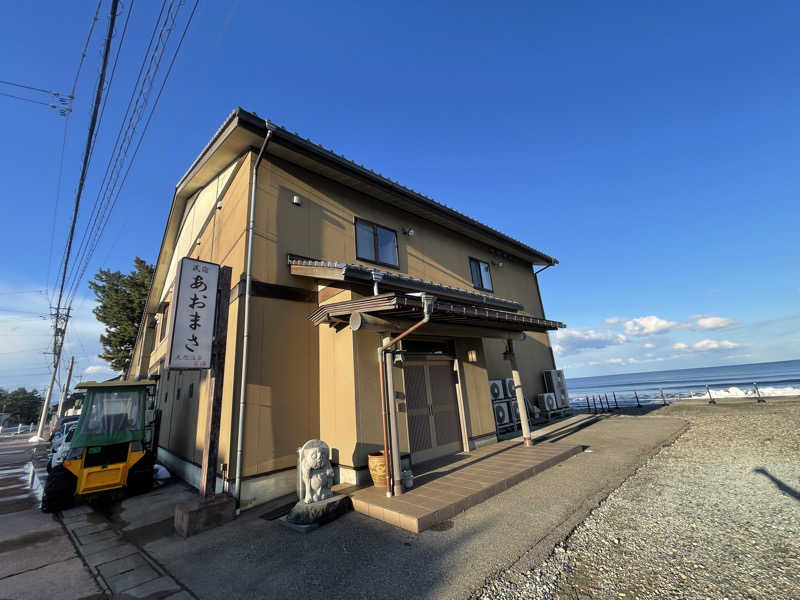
xmin=355 ymin=218 xmax=398 ymax=268
xmin=469 ymin=258 xmax=493 ymax=292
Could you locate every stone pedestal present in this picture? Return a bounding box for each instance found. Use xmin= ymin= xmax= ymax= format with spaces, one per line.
xmin=280 ymin=494 xmax=352 ymax=533
xmin=174 ymin=494 xmax=236 ymax=538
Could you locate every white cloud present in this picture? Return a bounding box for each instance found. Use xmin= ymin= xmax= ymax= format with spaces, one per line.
xmin=624 ymin=315 xmax=680 ymax=336
xmin=694 ymin=339 xmax=739 ymax=351
xmin=643 ymin=343 xmax=655 ymax=349
xmin=691 ymin=315 xmax=737 ymax=330
xmin=0 ymin=283 xmax=110 ymax=391
xmin=605 ymin=316 xmax=625 ymax=325
xmin=673 ymin=339 xmax=740 ymax=353
xmin=622 ymin=314 xmax=737 ymax=336
xmin=606 ymin=358 xmax=625 ymax=365
xmin=551 ymin=328 xmax=627 ymax=355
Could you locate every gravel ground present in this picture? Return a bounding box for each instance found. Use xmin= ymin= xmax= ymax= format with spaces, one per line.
xmin=474 ymin=399 xmax=800 ymax=600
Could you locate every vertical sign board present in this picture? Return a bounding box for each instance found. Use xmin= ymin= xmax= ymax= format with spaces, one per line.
xmin=167 ymin=258 xmax=220 ymax=370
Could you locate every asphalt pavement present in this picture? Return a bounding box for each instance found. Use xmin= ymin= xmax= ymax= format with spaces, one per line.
xmin=0 ymin=435 xmax=101 ymax=600
xmin=112 ymin=412 xmax=688 ymax=600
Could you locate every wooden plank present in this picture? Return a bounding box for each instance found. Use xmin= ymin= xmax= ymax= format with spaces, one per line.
xmin=200 ymin=266 xmax=231 ymax=498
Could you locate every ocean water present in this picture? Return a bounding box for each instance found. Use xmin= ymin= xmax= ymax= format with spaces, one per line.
xmin=566 ymin=359 xmax=800 ymax=408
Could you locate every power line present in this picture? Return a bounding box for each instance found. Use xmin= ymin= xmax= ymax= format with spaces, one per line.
xmin=67 ymin=0 xmax=199 ymax=306
xmin=46 ymin=0 xmax=104 ymax=305
xmin=87 ymin=0 xmax=136 ymax=166
xmin=63 ymin=0 xmax=173 ymax=301
xmin=53 ymin=0 xmax=120 ymax=320
xmin=0 ymin=79 xmax=73 ymax=99
xmin=0 ymin=90 xmax=70 ymax=114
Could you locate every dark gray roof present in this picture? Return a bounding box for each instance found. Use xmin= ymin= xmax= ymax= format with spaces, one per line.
xmin=288 ymin=254 xmax=526 ymax=312
xmin=234 ymin=109 xmax=558 ymax=266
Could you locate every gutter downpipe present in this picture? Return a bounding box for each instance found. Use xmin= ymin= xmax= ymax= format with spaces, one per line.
xmin=376 ymin=294 xmax=436 ymax=496
xmin=234 ymin=128 xmax=273 ymax=511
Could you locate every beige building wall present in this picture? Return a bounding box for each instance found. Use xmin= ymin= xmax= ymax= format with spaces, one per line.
xmin=136 ymin=144 xmax=558 ymax=489
xmin=147 ymin=154 xmax=251 ymax=472
xmin=240 ymin=295 xmax=319 ymax=476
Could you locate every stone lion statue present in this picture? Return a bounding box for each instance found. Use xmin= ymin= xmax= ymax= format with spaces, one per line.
xmin=298 ymin=440 xmax=335 ymax=504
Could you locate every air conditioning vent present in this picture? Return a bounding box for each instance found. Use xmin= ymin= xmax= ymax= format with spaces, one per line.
xmin=493 ymin=400 xmax=511 ymax=426
xmin=504 ymin=378 xmax=515 ymax=399
xmin=489 ymin=379 xmax=505 ymax=401
xmin=509 ymin=399 xmax=520 ymax=422
xmin=538 ymin=393 xmax=557 ymax=412
xmin=544 ymin=369 xmax=570 ymax=409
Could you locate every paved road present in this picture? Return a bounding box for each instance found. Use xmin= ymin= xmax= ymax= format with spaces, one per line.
xmin=0 ymin=436 xmax=101 ymax=600
xmin=111 ymin=413 xmax=688 ymax=600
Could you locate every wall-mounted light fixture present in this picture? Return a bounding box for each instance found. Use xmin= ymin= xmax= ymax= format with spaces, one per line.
xmin=492 ymin=259 xmax=504 ymax=268
xmin=292 ymin=194 xmax=302 ymax=206
xmin=402 ymin=227 xmax=415 ymax=237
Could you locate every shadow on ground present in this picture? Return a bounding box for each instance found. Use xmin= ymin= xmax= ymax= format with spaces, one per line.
xmin=753 ymin=467 xmax=800 ymax=502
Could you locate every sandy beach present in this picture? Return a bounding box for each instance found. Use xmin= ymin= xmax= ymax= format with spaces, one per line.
xmin=476 ymin=397 xmax=800 ymax=600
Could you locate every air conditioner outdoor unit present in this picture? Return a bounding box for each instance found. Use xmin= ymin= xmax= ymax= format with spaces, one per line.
xmin=544 ymin=369 xmax=570 ymax=409
xmin=504 ymin=378 xmax=516 ymax=398
xmin=538 ymin=392 xmax=557 ymax=412
xmin=509 ymin=399 xmax=520 ymax=423
xmin=489 ymin=379 xmax=505 ymax=401
xmin=493 ymin=400 xmax=511 ymax=426
xmin=525 ymin=397 xmax=541 ymax=421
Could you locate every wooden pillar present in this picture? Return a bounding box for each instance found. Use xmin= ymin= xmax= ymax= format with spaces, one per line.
xmin=504 ymin=340 xmax=532 ymax=447
xmin=200 ymin=266 xmax=231 ymax=498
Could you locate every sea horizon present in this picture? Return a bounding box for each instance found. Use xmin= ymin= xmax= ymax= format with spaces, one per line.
xmin=565 ymin=358 xmax=800 ymax=406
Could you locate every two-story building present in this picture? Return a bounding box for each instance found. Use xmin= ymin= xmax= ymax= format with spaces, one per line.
xmin=129 ymin=108 xmax=564 ymax=510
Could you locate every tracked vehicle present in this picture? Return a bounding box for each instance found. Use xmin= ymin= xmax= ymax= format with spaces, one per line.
xmin=41 ymin=380 xmax=158 ymax=513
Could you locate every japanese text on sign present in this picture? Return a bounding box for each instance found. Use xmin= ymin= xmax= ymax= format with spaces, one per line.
xmin=167 ymin=258 xmax=220 ymax=369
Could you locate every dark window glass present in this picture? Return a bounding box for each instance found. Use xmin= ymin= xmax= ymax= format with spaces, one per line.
xmin=469 ymin=258 xmax=493 ymax=292
xmin=377 ymin=227 xmax=398 ymax=266
xmin=355 ymin=218 xmax=398 ymax=267
xmin=159 ymin=307 xmax=169 ymax=341
xmin=355 ymin=221 xmax=376 ymax=262
xmin=469 ymin=260 xmax=483 ymax=288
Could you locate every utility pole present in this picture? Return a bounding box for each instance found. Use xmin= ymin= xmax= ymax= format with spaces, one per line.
xmin=35 ymin=308 xmax=70 ymax=440
xmin=56 ymin=356 xmax=75 ymax=420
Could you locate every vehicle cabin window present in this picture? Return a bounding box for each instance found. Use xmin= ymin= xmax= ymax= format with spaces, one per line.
xmin=355 ymin=219 xmax=399 ymax=268
xmin=469 ymin=258 xmax=493 ymax=292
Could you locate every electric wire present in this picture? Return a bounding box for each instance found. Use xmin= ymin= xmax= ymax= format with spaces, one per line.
xmin=0 ymin=91 xmax=64 ymax=109
xmin=53 ymin=0 xmax=120 ymax=321
xmin=66 ymin=0 xmax=198 ymax=308
xmin=0 ymin=79 xmax=70 ymax=97
xmin=72 ymin=0 xmax=199 ymax=293
xmin=63 ymin=0 xmax=171 ymax=301
xmin=46 ymin=0 xmax=104 ymax=304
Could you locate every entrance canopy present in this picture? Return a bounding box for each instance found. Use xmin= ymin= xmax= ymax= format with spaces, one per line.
xmin=307 ymin=292 xmax=565 ymax=337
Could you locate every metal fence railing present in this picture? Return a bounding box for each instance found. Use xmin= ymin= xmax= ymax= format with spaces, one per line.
xmin=570 ymin=382 xmax=772 ymax=413
xmin=0 ymin=423 xmax=36 ymax=436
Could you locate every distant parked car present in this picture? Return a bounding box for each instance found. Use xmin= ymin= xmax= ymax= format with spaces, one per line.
xmin=49 ymin=415 xmax=78 ymax=441
xmin=49 ymin=416 xmax=80 ymax=453
xmin=48 ymin=423 xmax=78 ymax=473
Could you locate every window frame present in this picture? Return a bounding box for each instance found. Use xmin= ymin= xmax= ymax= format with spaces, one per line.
xmin=354 ymin=217 xmax=400 ymax=269
xmin=159 ymin=305 xmax=169 ymax=342
xmin=468 ymin=257 xmax=494 ymax=292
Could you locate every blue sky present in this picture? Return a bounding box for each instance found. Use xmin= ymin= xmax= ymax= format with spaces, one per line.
xmin=0 ymin=1 xmax=798 ymax=394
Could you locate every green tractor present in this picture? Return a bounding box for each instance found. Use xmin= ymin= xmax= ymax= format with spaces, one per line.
xmin=42 ymin=380 xmax=160 ymax=513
